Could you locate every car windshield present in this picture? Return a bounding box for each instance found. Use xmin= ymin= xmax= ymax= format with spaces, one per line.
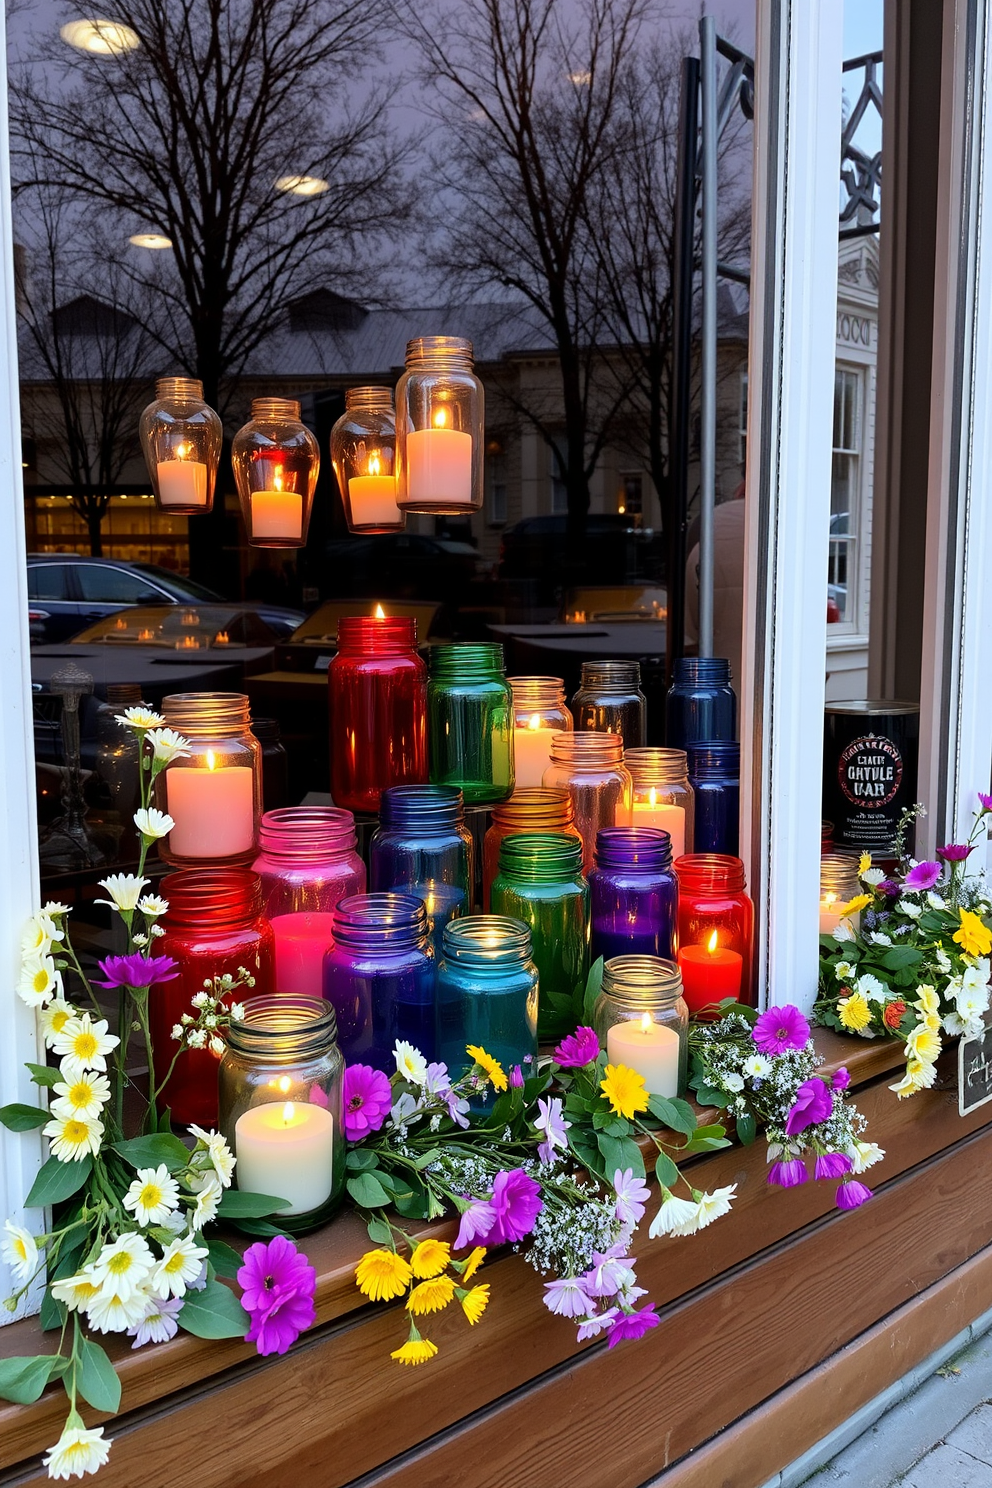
xmin=131 ymin=565 xmax=224 ymax=602
xmin=70 ymin=605 xmax=278 ymax=648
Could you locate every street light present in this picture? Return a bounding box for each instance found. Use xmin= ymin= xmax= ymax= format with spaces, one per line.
xmin=274 ymin=175 xmax=330 ymax=197
xmin=60 ymin=18 xmax=139 ymax=54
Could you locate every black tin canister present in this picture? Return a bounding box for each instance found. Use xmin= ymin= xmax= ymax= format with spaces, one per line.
xmin=823 ymin=702 xmax=920 ymax=855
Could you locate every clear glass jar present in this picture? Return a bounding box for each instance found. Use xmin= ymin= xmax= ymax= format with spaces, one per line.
xmin=675 ymin=853 xmax=753 ymax=1015
xmin=543 ymin=731 xmax=633 ymax=872
xmin=395 ymin=336 xmax=484 ymax=513
xmin=482 ymin=787 xmax=581 ymax=910
xmin=820 ymin=853 xmax=862 ymax=935
xmin=322 ymin=892 xmax=437 ymax=1071
xmin=665 ymin=658 xmax=737 ymax=749
xmin=370 ymin=786 xmax=473 ymax=942
xmin=436 ymin=916 xmax=538 ymax=1103
xmin=509 ymin=676 xmax=573 ymax=788
xmin=571 ymin=660 xmax=647 ymax=748
xmin=590 ymin=827 xmax=678 ymax=963
xmin=253 ymin=807 xmax=366 ymax=997
xmin=428 ymin=643 xmax=514 ymax=805
xmin=157 ymin=693 xmax=262 ymax=867
xmin=593 ymin=956 xmax=688 ymax=1098
xmin=625 ymin=747 xmax=695 ymax=860
xmin=219 ymin=996 xmax=345 ymax=1229
xmin=139 ymin=376 xmax=222 ymax=515
xmin=490 ymin=832 xmax=589 ymax=1042
xmin=94 ymin=683 xmax=143 ymax=857
xmin=329 ymin=386 xmax=404 ymax=533
xmin=232 ymin=397 xmax=320 ymax=547
xmin=687 ymin=741 xmax=740 ymax=855
xmin=151 ymin=868 xmax=276 ymax=1127
xmin=328 ymin=615 xmax=428 ymax=813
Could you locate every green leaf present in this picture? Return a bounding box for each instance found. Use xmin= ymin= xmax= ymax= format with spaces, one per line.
xmin=691 ymin=1081 xmax=731 ymax=1109
xmin=568 ymin=1129 xmax=606 ymax=1180
xmin=596 ymin=1131 xmax=645 ymax=1180
xmin=393 ymin=1177 xmax=431 ymax=1219
xmin=366 ymin=1216 xmax=393 ymax=1246
xmin=680 ymin=1134 xmax=732 ymax=1155
xmin=0 ymin=1103 xmax=51 ymax=1131
xmin=693 ymin=1123 xmax=728 ymax=1141
xmin=654 ymin=1152 xmax=680 ymax=1188
xmin=881 ymin=946 xmax=923 ymax=971
xmin=77 ymin=1339 xmax=121 ymax=1415
xmin=39 ymin=1290 xmax=66 ymax=1332
xmin=25 ymin=1154 xmax=92 ymax=1209
xmin=25 ymin=1063 xmax=60 ymax=1088
xmin=157 ymin=1106 xmax=174 ymax=1133
xmin=227 ymin=1217 xmax=288 ymax=1239
xmin=216 ymin=1190 xmax=291 ymax=1218
xmin=736 ymin=1110 xmax=757 ymax=1145
xmin=178 ymin=1279 xmax=250 ymax=1340
xmin=582 ymin=956 xmax=605 ymax=1023
xmin=0 ymin=1354 xmax=65 ymax=1405
xmin=345 ymin=1149 xmax=380 ymax=1172
xmin=646 ymin=1095 xmax=697 ymax=1135
xmin=206 ymin=1237 xmax=244 ymax=1281
xmin=112 ymin=1133 xmax=191 ymax=1173
xmin=347 ymin=1172 xmax=392 ymax=1209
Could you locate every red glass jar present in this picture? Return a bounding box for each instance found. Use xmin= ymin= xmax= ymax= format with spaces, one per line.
xmin=151 ymin=869 xmax=276 ymax=1126
xmin=327 ymin=615 xmax=428 ymax=813
xmin=674 ymin=854 xmax=754 ymax=1016
xmin=253 ymin=807 xmax=366 ymax=998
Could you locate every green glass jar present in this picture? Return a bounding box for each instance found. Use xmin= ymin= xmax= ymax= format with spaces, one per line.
xmin=490 ymin=831 xmax=589 ymax=1042
xmin=428 ymin=643 xmax=514 ymax=805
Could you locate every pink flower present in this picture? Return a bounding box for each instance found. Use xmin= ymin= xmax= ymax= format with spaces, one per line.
xmin=752 ymin=1005 xmax=810 ymax=1056
xmin=813 ymin=1152 xmax=852 ymax=1180
xmin=484 ymin=1169 xmax=543 ymax=1244
xmin=576 ymin=1307 xmax=618 ymax=1341
xmin=543 ymin=1276 xmax=595 ymax=1318
xmin=509 ymin=1064 xmax=524 ymax=1088
xmin=767 ymin=1159 xmax=809 ymax=1188
xmin=832 ymin=1068 xmax=851 ymax=1092
xmin=454 ymin=1197 xmax=496 ymax=1250
xmin=979 ymin=793 xmax=992 ymax=812
xmin=606 ymin=1305 xmax=659 ymax=1347
xmin=785 ymin=1077 xmax=833 ymax=1136
xmin=237 ymin=1235 xmax=316 ymax=1356
xmin=836 ymin=1180 xmax=873 ymax=1210
xmin=342 ymin=1064 xmax=392 ymax=1141
xmin=554 ymin=1026 xmax=600 ymax=1068
xmin=903 ymin=861 xmax=941 ymax=891
xmin=937 ymin=843 xmax=973 ymax=863
xmin=613 ymin=1168 xmax=651 ymax=1228
xmin=95 ymin=953 xmax=177 ymax=989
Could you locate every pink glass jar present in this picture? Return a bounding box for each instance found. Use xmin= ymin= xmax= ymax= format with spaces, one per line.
xmin=253 ymin=807 xmax=366 ymax=997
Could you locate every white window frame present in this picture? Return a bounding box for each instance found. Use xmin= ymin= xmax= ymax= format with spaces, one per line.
xmin=827 ymin=362 xmax=868 ymax=637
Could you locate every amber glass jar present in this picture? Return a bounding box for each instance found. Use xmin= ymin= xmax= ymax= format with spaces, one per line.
xmin=482 ymin=787 xmax=581 ymax=910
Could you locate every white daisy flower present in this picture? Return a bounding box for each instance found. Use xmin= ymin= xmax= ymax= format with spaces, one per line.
xmin=144 ymin=726 xmax=191 ymax=763
xmin=742 ymin=1054 xmax=772 ymax=1079
xmin=41 ymin=901 xmax=70 ymax=917
xmin=85 ymin=1284 xmax=149 ymax=1334
xmin=151 ymin=1234 xmax=210 ymax=1298
xmin=855 ymin=973 xmax=889 ymax=1004
xmin=833 ymin=961 xmax=855 ymax=981
xmin=21 ymin=912 xmax=64 ymax=957
xmin=52 ymin=1015 xmax=119 ymax=1072
xmin=131 ymin=932 xmax=149 ymax=948
xmin=50 ymin=1269 xmax=102 ymax=1312
xmin=648 ymin=1193 xmax=701 ymax=1238
xmin=133 ymin=807 xmax=174 ymax=840
xmin=692 ymin=1184 xmax=737 ymax=1229
xmin=114 ymin=705 xmax=164 ymax=731
xmin=89 ymin=1234 xmax=155 ymax=1302
xmin=17 ymin=954 xmax=60 ymax=1008
xmin=394 ymin=1040 xmax=428 ymax=1086
xmin=189 ymin=1174 xmax=223 ymax=1231
xmin=188 ymin=1125 xmax=236 ymax=1187
xmin=40 ymin=998 xmax=78 ymax=1046
xmin=862 ymin=868 xmax=886 ymax=886
xmin=95 ymin=874 xmax=150 ymax=913
xmin=51 ymin=1069 xmax=111 ymax=1120
xmin=1 ymin=1221 xmax=39 ymax=1285
xmin=42 ymin=1111 xmax=103 ymax=1162
xmin=42 ymin=1422 xmax=112 ymax=1480
xmin=137 ymin=895 xmax=169 ymax=918
xmin=122 ymin=1165 xmax=180 ymax=1227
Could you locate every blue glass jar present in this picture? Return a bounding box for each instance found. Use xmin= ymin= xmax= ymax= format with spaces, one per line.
xmin=687 ymin=741 xmax=740 ymax=855
xmin=436 ymin=915 xmax=538 ymax=1102
xmin=370 ymin=785 xmax=473 ymax=942
xmin=665 ymin=658 xmax=737 ymax=748
xmin=589 ymin=827 xmax=678 ymax=962
xmin=322 ymin=892 xmax=436 ymax=1071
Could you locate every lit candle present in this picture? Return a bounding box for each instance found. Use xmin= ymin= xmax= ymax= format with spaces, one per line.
xmin=406 ymin=407 xmax=472 ymax=506
xmin=606 ymin=1011 xmax=680 ymax=1097
xmin=514 ymin=713 xmax=555 ymax=788
xmin=157 ymin=444 xmax=208 ymax=508
xmin=271 ymin=912 xmax=337 ymax=996
xmin=234 ymin=1100 xmax=334 ymax=1216
xmin=349 ymin=449 xmax=402 ymax=526
xmin=251 ymin=466 xmax=303 ymax=540
xmin=819 ymin=892 xmax=842 ymax=934
xmin=677 ymin=930 xmax=743 ymax=1015
xmin=632 ymin=788 xmax=685 ymax=859
xmin=165 ymin=750 xmax=255 ymax=859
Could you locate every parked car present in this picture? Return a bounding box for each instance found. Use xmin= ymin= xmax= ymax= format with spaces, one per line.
xmin=26 ymin=555 xmax=304 ymax=643
xmin=496 ymin=515 xmax=664 ymax=606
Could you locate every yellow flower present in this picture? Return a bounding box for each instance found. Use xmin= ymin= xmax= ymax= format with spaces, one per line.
xmin=915 ymin=984 xmax=940 ymax=1018
xmin=466 ymin=1044 xmax=507 ymax=1091
xmin=889 ymin=1067 xmax=922 ymax=1099
xmin=600 ymin=1063 xmax=648 ymax=1120
xmin=460 ymin=1284 xmax=490 ymax=1325
xmin=391 ymin=1337 xmax=438 ymax=1366
xmin=411 ymin=1239 xmax=450 ymax=1279
xmin=406 ymin=1275 xmax=455 ymax=1315
xmin=859 ymin=852 xmax=872 ymax=875
xmin=355 ymin=1248 xmax=413 ymax=1302
xmin=837 ymin=991 xmax=871 ymax=1032
xmin=839 ymin=893 xmax=873 ymax=916
xmin=459 ymin=1247 xmax=486 ymax=1282
xmin=922 ymin=1012 xmax=942 ymax=1035
xmin=906 ymin=1024 xmax=942 ymax=1064
xmin=954 ymin=908 xmax=992 ymax=958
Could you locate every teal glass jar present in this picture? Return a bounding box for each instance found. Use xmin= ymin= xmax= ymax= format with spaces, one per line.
xmin=490 ymin=832 xmax=589 ymax=1042
xmin=428 ymin=643 xmax=514 ymax=805
xmin=436 ymin=915 xmax=538 ymax=1102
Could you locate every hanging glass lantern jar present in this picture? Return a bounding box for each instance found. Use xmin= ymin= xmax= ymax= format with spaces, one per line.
xmin=329 ymin=387 xmax=404 ymax=534
xmin=232 ymin=397 xmax=320 ymax=547
xmin=395 ymin=337 xmax=484 ymax=514
xmin=139 ymin=376 xmax=223 ymax=515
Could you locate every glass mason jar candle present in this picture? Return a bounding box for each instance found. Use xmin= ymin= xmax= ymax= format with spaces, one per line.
xmin=571 ymin=660 xmax=647 ymax=748
xmin=543 ymin=731 xmax=633 ymax=872
xmin=219 ymin=996 xmax=345 ymax=1229
xmin=251 ymin=717 xmax=290 ymax=811
xmin=687 ymin=741 xmax=741 ymax=855
xmin=820 ymin=853 xmax=862 ymax=935
xmin=625 ymin=747 xmax=695 ymax=860
xmin=593 ymin=956 xmax=688 ymax=1098
xmin=370 ymin=785 xmax=473 ymax=941
xmin=253 ymin=807 xmax=366 ymax=998
xmin=509 ymin=677 xmax=572 ymax=788
xmin=139 ymin=376 xmax=223 ymax=515
xmin=232 ymin=397 xmax=320 ymax=547
xmin=589 ymin=828 xmax=678 ymax=963
xmin=428 ymin=643 xmax=514 ymax=805
xmin=322 ymin=892 xmax=436 ymax=1071
xmin=490 ymin=832 xmax=589 ymax=1043
xmin=329 ymin=386 xmax=404 ymax=533
xmin=151 ymin=868 xmax=276 ymax=1126
xmin=674 ymin=854 xmax=754 ymax=1015
xmin=157 ymin=693 xmax=262 ymax=868
xmin=482 ymin=787 xmax=581 ymax=910
xmin=327 ymin=614 xmax=428 ymax=814
xmin=395 ymin=336 xmax=484 ymax=514
xmin=665 ymin=658 xmax=737 ymax=749
xmin=436 ymin=916 xmax=538 ymax=1100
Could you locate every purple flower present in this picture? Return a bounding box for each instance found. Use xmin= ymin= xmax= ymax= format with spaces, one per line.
xmin=128 ymin=1294 xmax=183 ymax=1348
xmin=904 ymin=860 xmax=942 ymax=891
xmin=95 ymin=953 xmax=177 ymax=989
xmin=237 ymin=1235 xmax=316 ymax=1357
xmin=836 ymin=1180 xmax=873 ymax=1210
xmin=553 ymin=1026 xmax=600 ymax=1068
xmin=509 ymin=1064 xmax=524 ymax=1089
xmin=423 ymin=1061 xmax=452 ymax=1094
xmin=832 ymin=1068 xmax=851 ymax=1092
xmin=455 ymin=1197 xmax=495 ymax=1250
xmin=441 ymin=1087 xmax=471 ymax=1129
xmin=583 ymin=1249 xmax=635 ymax=1299
xmin=752 ymin=1005 xmax=810 ymax=1056
xmin=606 ymin=1305 xmax=659 ymax=1348
xmin=342 ymin=1064 xmax=392 ymax=1142
xmin=813 ymin=1152 xmax=852 ymax=1181
xmin=484 ymin=1168 xmax=543 ymax=1244
xmin=543 ymin=1276 xmax=595 ymax=1318
xmin=937 ymin=843 xmax=973 ymax=863
xmin=576 ymin=1307 xmax=618 ymax=1341
xmin=878 ymin=879 xmax=901 ymax=898
xmin=979 ymin=793 xmax=992 ymax=812
xmin=767 ymin=1159 xmax=809 ymax=1188
xmin=785 ymin=1077 xmax=834 ymax=1136
xmin=534 ymin=1096 xmax=570 ymax=1165
xmin=613 ymin=1168 xmax=651 ymax=1228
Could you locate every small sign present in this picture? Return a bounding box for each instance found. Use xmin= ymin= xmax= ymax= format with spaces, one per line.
xmin=314 ymin=654 xmax=331 ymax=672
xmin=958 ymin=1023 xmax=992 ymax=1116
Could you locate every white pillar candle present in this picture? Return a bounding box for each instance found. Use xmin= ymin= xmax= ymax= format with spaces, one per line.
xmin=406 ymin=415 xmax=472 ymax=506
xmin=165 ymin=754 xmax=255 ymax=858
xmin=348 ymin=474 xmax=402 ymax=525
xmin=157 ymin=458 xmax=208 ymax=507
xmin=606 ymin=1013 xmax=680 ymax=1097
xmin=631 ymin=791 xmax=685 ymax=860
xmin=819 ymin=896 xmax=860 ymax=935
xmin=234 ymin=1100 xmax=334 ymax=1216
xmin=513 ymin=715 xmax=555 ymax=787
xmin=251 ymin=488 xmax=304 ymax=539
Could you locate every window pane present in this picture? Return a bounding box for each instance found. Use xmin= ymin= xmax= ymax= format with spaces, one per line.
xmin=76 ymin=566 xmax=162 ymax=603
xmin=27 ymin=563 xmax=69 ymax=600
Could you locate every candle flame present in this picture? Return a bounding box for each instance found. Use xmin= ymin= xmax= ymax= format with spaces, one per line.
xmin=640 ymin=1012 xmax=653 ymax=1033
xmin=824 ymin=892 xmax=837 ymax=907
xmin=368 ymin=450 xmax=381 ymax=477
xmin=373 ymin=602 xmax=386 ymax=618
xmin=277 ymin=1075 xmax=292 ymax=1094
xmin=707 ymin=930 xmax=719 ymax=953
xmin=206 ymin=750 xmax=216 ymax=771
xmin=176 ymin=441 xmax=188 ymax=460
xmin=648 ymin=786 xmax=657 ymax=808
xmin=528 ymin=713 xmax=541 ymax=731
xmin=281 ymin=1102 xmax=295 ymax=1125
xmin=433 ymin=407 xmax=448 ymax=429
xmin=274 ymin=464 xmax=284 ymax=492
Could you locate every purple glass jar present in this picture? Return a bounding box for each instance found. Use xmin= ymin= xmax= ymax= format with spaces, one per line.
xmin=321 ymin=892 xmax=436 ymax=1072
xmin=589 ymin=827 xmax=678 ymax=962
